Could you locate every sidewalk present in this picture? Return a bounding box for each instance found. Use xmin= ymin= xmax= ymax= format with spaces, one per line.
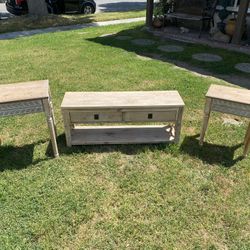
xmin=0 ymin=17 xmax=145 ymax=40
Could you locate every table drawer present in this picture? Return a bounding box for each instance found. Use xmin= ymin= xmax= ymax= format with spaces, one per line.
xmin=70 ymin=111 xmax=122 ymax=123
xmin=123 ymin=110 xmax=177 ymax=122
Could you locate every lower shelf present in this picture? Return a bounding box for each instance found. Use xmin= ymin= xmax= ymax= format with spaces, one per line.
xmin=70 ymin=125 xmax=175 ymax=145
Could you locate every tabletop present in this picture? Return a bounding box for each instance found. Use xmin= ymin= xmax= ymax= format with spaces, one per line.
xmin=0 ymin=80 xmax=49 ymax=104
xmin=61 ymin=91 xmax=185 ymax=110
xmin=206 ymin=84 xmax=250 ymax=105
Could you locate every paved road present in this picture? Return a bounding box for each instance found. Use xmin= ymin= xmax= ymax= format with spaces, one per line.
xmin=0 ymin=0 xmax=146 ymax=18
xmin=96 ymin=0 xmax=146 ymax=13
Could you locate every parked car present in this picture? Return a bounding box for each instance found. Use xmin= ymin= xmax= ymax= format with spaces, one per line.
xmin=6 ymin=0 xmax=96 ymax=16
xmin=6 ymin=0 xmax=28 ymax=15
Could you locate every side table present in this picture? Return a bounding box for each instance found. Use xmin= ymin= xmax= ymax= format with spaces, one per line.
xmin=199 ymin=84 xmax=250 ymax=157
xmin=0 ymin=80 xmax=59 ymax=158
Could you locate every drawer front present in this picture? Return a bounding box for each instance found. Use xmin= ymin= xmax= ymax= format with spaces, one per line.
xmin=212 ymin=99 xmax=250 ymax=118
xmin=0 ymin=100 xmax=43 ymax=117
xmin=70 ymin=111 xmax=122 ymax=123
xmin=123 ymin=110 xmax=177 ymax=122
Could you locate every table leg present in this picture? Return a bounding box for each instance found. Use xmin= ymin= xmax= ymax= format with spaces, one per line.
xmin=174 ymin=107 xmax=184 ymax=143
xmin=42 ymin=99 xmax=59 ymax=158
xmin=49 ymin=96 xmax=57 ymax=136
xmin=62 ymin=111 xmax=72 ymax=147
xmin=199 ymin=97 xmax=212 ymax=146
xmin=243 ymin=122 xmax=250 ymax=157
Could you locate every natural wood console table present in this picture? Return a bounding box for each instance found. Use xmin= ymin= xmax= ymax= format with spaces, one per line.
xmin=0 ymin=80 xmax=59 ymax=158
xmin=200 ymin=84 xmax=250 ymax=157
xmin=61 ymin=91 xmax=185 ymax=146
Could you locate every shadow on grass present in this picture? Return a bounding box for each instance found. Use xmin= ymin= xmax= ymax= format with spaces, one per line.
xmin=0 ymin=140 xmax=49 ymax=171
xmin=0 ymin=132 xmax=172 ymax=171
xmin=1 ymin=133 xmax=244 ymax=170
xmin=180 ymin=134 xmax=244 ymax=168
xmin=55 ymin=133 xmax=245 ymax=168
xmin=87 ymin=26 xmax=250 ymax=89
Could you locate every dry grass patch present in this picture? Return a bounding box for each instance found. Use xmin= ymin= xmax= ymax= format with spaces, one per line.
xmin=0 ymin=11 xmax=145 ymax=34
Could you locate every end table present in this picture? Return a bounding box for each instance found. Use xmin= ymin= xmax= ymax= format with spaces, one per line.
xmin=0 ymin=80 xmax=59 ymax=158
xmin=200 ymin=84 xmax=250 ymax=157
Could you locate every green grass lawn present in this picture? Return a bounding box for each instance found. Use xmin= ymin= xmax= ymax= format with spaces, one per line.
xmin=0 ymin=22 xmax=250 ymax=249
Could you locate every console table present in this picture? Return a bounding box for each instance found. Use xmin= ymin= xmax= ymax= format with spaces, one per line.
xmin=61 ymin=91 xmax=185 ymax=146
xmin=200 ymin=84 xmax=250 ymax=157
xmin=0 ymin=80 xmax=59 ymax=158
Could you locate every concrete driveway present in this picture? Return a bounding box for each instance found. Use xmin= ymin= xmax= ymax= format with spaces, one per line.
xmin=0 ymin=0 xmax=146 ymax=18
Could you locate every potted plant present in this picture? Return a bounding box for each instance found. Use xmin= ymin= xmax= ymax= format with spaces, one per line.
xmin=153 ymin=0 xmax=173 ymax=28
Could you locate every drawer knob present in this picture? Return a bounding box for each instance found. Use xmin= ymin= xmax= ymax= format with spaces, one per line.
xmin=148 ymin=113 xmax=153 ymax=119
xmin=94 ymin=114 xmax=99 ymax=120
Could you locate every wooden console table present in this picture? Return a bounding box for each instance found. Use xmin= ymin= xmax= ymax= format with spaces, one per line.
xmin=61 ymin=91 xmax=185 ymax=146
xmin=200 ymin=84 xmax=250 ymax=157
xmin=0 ymin=80 xmax=59 ymax=158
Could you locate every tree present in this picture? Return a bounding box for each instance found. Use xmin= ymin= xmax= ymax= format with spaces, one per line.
xmin=26 ymin=0 xmax=48 ymax=15
xmin=232 ymin=0 xmax=250 ymax=44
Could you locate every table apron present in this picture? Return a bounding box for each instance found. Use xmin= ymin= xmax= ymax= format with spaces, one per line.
xmin=0 ymin=100 xmax=43 ymax=117
xmin=212 ymin=99 xmax=250 ymax=118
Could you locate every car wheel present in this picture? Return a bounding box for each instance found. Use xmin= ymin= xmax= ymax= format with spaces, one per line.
xmin=82 ymin=4 xmax=94 ymax=14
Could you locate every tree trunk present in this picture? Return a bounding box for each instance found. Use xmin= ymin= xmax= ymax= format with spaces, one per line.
xmin=26 ymin=0 xmax=48 ymax=15
xmin=232 ymin=0 xmax=250 ymax=44
xmin=146 ymin=0 xmax=154 ymax=27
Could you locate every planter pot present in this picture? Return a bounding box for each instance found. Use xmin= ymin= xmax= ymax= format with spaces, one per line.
xmin=153 ymin=17 xmax=163 ymax=28
xmin=225 ymin=19 xmax=236 ymax=37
